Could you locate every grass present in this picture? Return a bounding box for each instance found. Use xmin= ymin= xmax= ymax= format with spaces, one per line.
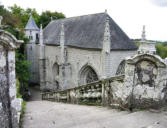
xmin=16 ymin=79 xmax=22 ymax=98
xmin=19 ymin=100 xmax=26 ymax=128
xmin=20 ymin=100 xmax=26 ymax=116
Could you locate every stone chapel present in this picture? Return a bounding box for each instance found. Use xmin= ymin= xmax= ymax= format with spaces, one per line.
xmin=25 ymin=12 xmax=137 ymax=91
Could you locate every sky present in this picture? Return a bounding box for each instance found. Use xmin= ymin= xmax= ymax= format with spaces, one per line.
xmin=1 ymin=0 xmax=167 ymax=41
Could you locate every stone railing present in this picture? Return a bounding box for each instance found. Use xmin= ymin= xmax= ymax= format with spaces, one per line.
xmin=41 ymin=75 xmax=124 ymax=106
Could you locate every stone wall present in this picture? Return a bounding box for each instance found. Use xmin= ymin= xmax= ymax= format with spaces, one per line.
xmin=42 ymin=53 xmax=167 ymax=109
xmin=26 ymin=43 xmax=40 ymax=84
xmin=42 ymin=45 xmax=136 ymax=91
xmin=112 ymin=53 xmax=167 ymax=109
xmin=0 ymin=30 xmax=23 ymax=128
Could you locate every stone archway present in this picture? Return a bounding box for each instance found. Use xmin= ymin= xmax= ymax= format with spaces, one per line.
xmin=79 ymin=66 xmax=98 ymax=85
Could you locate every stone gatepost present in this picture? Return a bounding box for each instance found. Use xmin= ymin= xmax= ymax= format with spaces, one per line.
xmin=0 ymin=29 xmax=23 ymax=128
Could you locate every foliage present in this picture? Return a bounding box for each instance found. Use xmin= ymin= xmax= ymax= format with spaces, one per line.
xmin=0 ymin=5 xmax=19 ymax=27
xmin=15 ymin=51 xmax=31 ymax=85
xmin=16 ymin=79 xmax=22 ymax=98
xmin=9 ymin=4 xmax=40 ymax=29
xmin=38 ymin=10 xmax=65 ymax=28
xmin=8 ymin=4 xmax=65 ymax=29
xmin=155 ymin=42 xmax=167 ymax=59
xmin=19 ymin=100 xmax=26 ymax=128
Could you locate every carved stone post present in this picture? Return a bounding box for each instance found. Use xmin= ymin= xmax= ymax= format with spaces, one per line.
xmin=101 ymin=15 xmax=111 ymax=79
xmin=0 ymin=30 xmax=23 ymax=128
xmin=102 ymin=82 xmax=106 ymax=106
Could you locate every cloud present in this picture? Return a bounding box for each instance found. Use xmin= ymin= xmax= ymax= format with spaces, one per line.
xmin=151 ymin=0 xmax=167 ymax=7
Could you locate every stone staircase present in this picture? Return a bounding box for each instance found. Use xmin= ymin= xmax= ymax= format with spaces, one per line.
xmin=41 ymin=75 xmax=124 ymax=107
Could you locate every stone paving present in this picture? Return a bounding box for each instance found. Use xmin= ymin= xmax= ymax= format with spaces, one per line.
xmin=21 ymin=87 xmax=167 ymax=128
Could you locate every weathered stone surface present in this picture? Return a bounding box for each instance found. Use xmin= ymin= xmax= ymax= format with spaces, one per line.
xmin=0 ymin=29 xmax=23 ymax=128
xmin=42 ymin=52 xmax=167 ymax=110
xmin=42 ymin=45 xmax=135 ymax=91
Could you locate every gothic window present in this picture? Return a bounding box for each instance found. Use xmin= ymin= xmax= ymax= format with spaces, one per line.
xmin=79 ymin=66 xmax=98 ymax=85
xmin=29 ymin=31 xmax=33 ymax=40
xmin=85 ymin=69 xmax=98 ymax=83
xmin=116 ymin=60 xmax=125 ymax=75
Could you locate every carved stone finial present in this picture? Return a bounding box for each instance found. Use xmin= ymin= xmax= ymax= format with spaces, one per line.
xmin=39 ymin=24 xmax=43 ymax=45
xmin=40 ymin=24 xmax=43 ymax=30
xmin=138 ymin=25 xmax=156 ymax=54
xmin=60 ymin=23 xmax=64 ymax=36
xmin=141 ymin=25 xmax=146 ymax=41
xmin=0 ymin=16 xmax=3 ymax=27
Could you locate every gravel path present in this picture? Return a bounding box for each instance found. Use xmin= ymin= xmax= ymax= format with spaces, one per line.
xmin=21 ymin=87 xmax=167 ymax=128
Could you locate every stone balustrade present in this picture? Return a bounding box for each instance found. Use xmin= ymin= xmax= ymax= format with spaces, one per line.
xmin=41 ymin=75 xmax=124 ymax=106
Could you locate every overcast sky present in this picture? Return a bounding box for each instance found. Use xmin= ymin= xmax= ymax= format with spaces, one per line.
xmin=1 ymin=0 xmax=167 ymax=41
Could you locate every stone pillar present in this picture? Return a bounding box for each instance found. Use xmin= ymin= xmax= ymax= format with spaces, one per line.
xmin=101 ymin=15 xmax=111 ymax=78
xmin=60 ymin=23 xmax=66 ymax=90
xmin=39 ymin=24 xmax=46 ymax=90
xmin=0 ymin=29 xmax=23 ymax=128
xmin=102 ymin=82 xmax=105 ymax=106
xmin=60 ymin=23 xmax=65 ymax=64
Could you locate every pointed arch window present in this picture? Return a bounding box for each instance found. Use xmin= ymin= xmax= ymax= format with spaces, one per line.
xmin=79 ymin=66 xmax=98 ymax=85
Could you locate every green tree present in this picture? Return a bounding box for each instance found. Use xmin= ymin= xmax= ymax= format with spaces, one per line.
xmin=0 ymin=5 xmax=19 ymax=27
xmin=38 ymin=10 xmax=65 ymax=28
xmin=9 ymin=4 xmax=65 ymax=29
xmin=156 ymin=43 xmax=167 ymax=59
xmin=9 ymin=4 xmax=40 ymax=29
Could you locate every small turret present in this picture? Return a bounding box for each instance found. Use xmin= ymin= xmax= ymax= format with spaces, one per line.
xmin=25 ymin=13 xmax=39 ymax=43
xmin=25 ymin=13 xmax=40 ymax=84
xmin=138 ymin=25 xmax=156 ymax=54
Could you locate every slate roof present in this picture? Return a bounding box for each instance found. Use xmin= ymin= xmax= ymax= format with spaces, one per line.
xmin=43 ymin=13 xmax=137 ymax=50
xmin=25 ymin=15 xmax=39 ymax=30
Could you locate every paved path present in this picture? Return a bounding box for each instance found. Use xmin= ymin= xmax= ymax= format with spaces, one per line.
xmin=22 ymin=87 xmax=167 ymax=128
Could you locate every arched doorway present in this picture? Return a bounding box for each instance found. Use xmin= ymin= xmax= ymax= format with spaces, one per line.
xmin=79 ymin=66 xmax=98 ymax=85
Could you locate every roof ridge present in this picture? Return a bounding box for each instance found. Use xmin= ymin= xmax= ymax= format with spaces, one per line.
xmin=44 ymin=12 xmax=107 ymax=30
xmin=52 ymin=12 xmax=106 ymax=22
